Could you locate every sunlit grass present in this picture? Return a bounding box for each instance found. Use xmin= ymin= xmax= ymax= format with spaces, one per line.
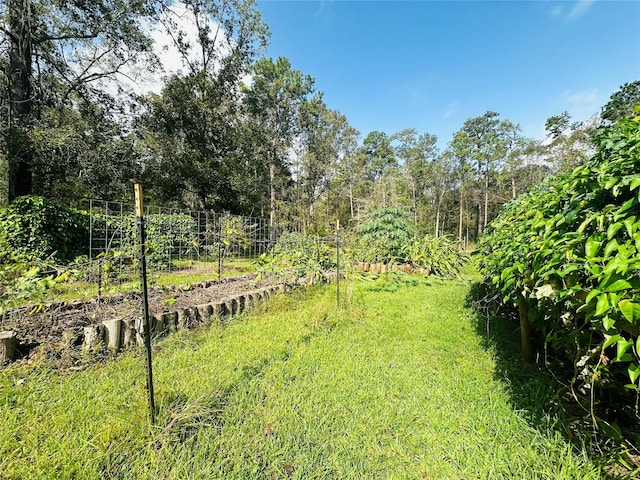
xmin=0 ymin=279 xmax=604 ymax=479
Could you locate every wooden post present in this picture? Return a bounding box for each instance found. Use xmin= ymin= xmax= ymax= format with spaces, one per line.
xmin=135 ymin=183 xmax=156 ymax=425
xmin=0 ymin=331 xmax=18 ymax=363
xmin=518 ymin=294 xmax=534 ymax=363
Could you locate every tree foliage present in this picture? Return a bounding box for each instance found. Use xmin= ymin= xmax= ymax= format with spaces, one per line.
xmin=601 ymin=80 xmax=640 ymax=123
xmin=354 ymin=207 xmax=415 ymax=263
xmin=477 ymin=115 xmax=640 ymax=436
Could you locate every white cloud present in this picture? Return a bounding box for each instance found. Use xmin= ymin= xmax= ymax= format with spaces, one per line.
xmin=444 ymin=101 xmax=458 ymax=119
xmin=568 ymin=0 xmax=595 ymax=18
xmin=558 ymin=88 xmax=600 ymax=120
xmin=550 ymin=5 xmax=563 ymax=16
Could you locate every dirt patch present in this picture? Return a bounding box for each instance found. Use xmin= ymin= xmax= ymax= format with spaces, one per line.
xmin=0 ymin=273 xmax=282 ymax=363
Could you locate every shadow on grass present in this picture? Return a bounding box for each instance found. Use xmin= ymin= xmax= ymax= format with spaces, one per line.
xmin=465 ymin=281 xmax=637 ymax=480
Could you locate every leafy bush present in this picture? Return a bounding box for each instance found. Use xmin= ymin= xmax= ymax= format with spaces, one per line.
xmin=354 ymin=207 xmax=416 ymax=263
xmin=403 ymin=235 xmax=467 ymax=278
xmin=0 ymin=195 xmax=88 ymax=263
xmin=476 ymin=115 xmax=640 ymax=440
xmin=259 ymin=231 xmax=335 ymax=285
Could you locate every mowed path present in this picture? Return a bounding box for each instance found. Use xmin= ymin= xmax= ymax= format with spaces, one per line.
xmin=0 ymin=279 xmax=602 ymax=479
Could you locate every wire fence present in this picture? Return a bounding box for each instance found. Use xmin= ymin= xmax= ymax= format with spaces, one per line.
xmin=81 ymin=199 xmax=283 ymax=282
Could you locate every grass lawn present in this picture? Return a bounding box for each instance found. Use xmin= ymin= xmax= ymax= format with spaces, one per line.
xmin=0 ymin=277 xmax=605 ymax=479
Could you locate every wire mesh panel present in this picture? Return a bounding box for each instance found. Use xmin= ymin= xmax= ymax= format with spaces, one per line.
xmin=86 ymin=200 xmax=276 ymax=279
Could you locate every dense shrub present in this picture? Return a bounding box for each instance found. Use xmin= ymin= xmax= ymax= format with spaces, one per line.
xmin=0 ymin=195 xmax=88 ymax=263
xmin=403 ymin=235 xmax=468 ymax=278
xmin=260 ymin=231 xmax=335 ymax=284
xmin=354 ymin=207 xmax=416 ymax=263
xmin=476 ymin=115 xmax=640 ymax=439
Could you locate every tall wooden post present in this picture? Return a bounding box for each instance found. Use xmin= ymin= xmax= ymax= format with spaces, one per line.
xmin=135 ymin=184 xmax=156 ymax=425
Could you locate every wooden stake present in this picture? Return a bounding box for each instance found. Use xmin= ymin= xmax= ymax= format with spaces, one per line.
xmin=518 ymin=294 xmax=534 ymax=363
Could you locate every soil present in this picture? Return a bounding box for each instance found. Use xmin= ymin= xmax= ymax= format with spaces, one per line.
xmin=0 ymin=272 xmax=283 ymax=364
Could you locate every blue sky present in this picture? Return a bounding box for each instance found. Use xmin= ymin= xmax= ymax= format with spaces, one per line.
xmin=256 ymin=0 xmax=640 ymax=147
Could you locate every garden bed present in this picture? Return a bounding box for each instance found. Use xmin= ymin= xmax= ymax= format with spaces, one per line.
xmin=0 ymin=273 xmax=284 ymax=364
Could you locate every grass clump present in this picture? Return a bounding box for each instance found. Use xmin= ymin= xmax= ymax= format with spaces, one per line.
xmin=0 ymin=279 xmax=607 ymax=479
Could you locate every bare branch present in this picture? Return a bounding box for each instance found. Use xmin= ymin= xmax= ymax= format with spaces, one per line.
xmin=0 ymin=25 xmax=19 ymax=44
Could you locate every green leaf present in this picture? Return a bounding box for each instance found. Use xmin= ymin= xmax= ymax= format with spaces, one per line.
xmin=618 ymin=299 xmax=640 ymax=323
xmin=585 ymin=236 xmax=602 ymax=259
xmin=630 ymin=177 xmax=640 ymax=191
xmin=24 ymin=267 xmax=40 ymax=278
xmin=615 ymin=197 xmax=638 ymax=220
xmin=601 ymin=276 xmax=632 ymax=293
xmin=585 ymin=288 xmax=601 ymax=305
xmin=604 ymin=334 xmax=620 ymax=349
xmin=628 ymin=364 xmax=640 ymax=384
xmin=616 ymin=338 xmax=634 ymax=362
xmin=603 ymin=316 xmax=615 ymax=331
xmin=603 ymin=238 xmax=620 ymax=258
xmin=607 ymin=222 xmax=623 ymax=240
xmin=577 ymin=216 xmax=593 ymax=234
xmin=595 ymin=293 xmax=610 ymax=316
xmin=623 ymin=216 xmax=637 ymax=238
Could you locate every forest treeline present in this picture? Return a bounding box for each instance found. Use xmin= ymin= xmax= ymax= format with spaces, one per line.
xmin=1 ymin=0 xmax=639 ymax=241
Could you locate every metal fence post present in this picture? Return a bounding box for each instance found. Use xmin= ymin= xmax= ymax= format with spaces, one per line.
xmin=134 ymin=184 xmax=156 ymax=425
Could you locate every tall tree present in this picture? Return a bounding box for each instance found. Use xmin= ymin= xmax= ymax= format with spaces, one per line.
xmin=296 ymin=96 xmax=358 ymax=227
xmin=543 ymin=112 xmax=595 ymax=172
xmin=242 ymin=56 xmax=315 ymax=236
xmin=392 ymin=129 xmax=438 ymax=225
xmin=449 ymin=131 xmax=473 ymax=243
xmin=137 ymin=0 xmax=269 ymax=211
xmin=455 ymin=111 xmax=505 ymax=236
xmin=601 ymin=80 xmax=640 ymax=123
xmin=1 ymin=0 xmax=155 ymax=203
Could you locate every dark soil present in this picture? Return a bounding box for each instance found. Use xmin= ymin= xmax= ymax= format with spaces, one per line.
xmin=0 ymin=273 xmax=282 ymax=362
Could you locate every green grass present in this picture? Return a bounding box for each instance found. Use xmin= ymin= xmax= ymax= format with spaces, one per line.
xmin=0 ymin=278 xmax=605 ymax=479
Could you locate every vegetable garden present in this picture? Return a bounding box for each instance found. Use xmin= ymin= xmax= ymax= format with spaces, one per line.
xmin=1 ymin=114 xmax=640 ymax=478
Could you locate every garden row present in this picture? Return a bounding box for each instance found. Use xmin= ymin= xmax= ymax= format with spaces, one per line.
xmin=0 ymin=282 xmax=284 ymax=364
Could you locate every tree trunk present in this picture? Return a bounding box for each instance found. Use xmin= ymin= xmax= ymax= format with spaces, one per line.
xmin=269 ymin=163 xmax=276 ymax=243
xmin=349 ymin=183 xmax=354 ymax=219
xmin=435 ymin=198 xmax=441 ymax=238
xmin=7 ymin=0 xmax=35 ymax=201
xmin=483 ymin=174 xmax=489 ymax=229
xmin=458 ymin=190 xmax=463 ymax=243
xmin=518 ymin=294 xmax=534 ymax=363
xmin=412 ymin=182 xmax=417 ymax=224
xmin=511 ymin=177 xmax=516 ymax=199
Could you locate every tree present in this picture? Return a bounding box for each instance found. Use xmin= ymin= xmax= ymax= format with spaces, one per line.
xmin=391 ymin=129 xmax=438 ymax=225
xmin=242 ymin=56 xmax=315 ymax=237
xmin=358 ymin=130 xmax=396 ymax=181
xmin=295 ymin=96 xmax=358 ymax=227
xmin=601 ymin=80 xmax=640 ymax=123
xmin=543 ymin=112 xmax=595 ymax=172
xmin=1 ymin=0 xmax=155 ymax=203
xmin=138 ymin=73 xmax=241 ymax=210
xmin=137 ymin=0 xmax=269 ymax=211
xmin=544 ymin=111 xmax=571 ymax=140
xmin=355 ymin=207 xmax=416 ymax=263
